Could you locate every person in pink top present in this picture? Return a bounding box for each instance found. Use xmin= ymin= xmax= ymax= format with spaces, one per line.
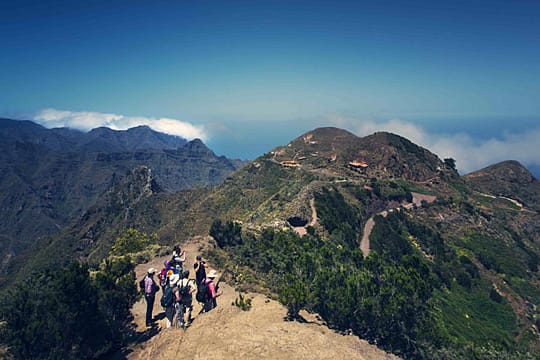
xmin=204 ymin=269 xmax=223 ymax=312
xmin=143 ymin=268 xmax=159 ymax=326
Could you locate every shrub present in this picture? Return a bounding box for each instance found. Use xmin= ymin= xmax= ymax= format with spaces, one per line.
xmin=110 ymin=228 xmax=157 ymax=256
xmin=232 ymin=293 xmax=253 ymax=311
xmin=279 ymin=275 xmax=307 ymax=320
xmin=0 ymin=259 xmax=137 ymax=359
xmin=210 ymin=219 xmax=243 ymax=248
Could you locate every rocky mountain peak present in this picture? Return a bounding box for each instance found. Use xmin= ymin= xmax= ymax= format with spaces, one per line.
xmin=84 ymin=125 xmax=187 ymax=152
xmin=120 ymin=165 xmax=162 ymax=200
xmin=286 ymin=127 xmax=359 ymax=153
xmin=184 ymin=138 xmax=213 ymax=155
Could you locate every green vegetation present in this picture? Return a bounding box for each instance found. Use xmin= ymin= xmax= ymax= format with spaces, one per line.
xmin=0 ymin=257 xmax=137 ymax=359
xmin=472 ymin=194 xmax=522 ymax=211
xmin=444 ymin=158 xmax=457 ymax=170
xmin=210 ymin=219 xmax=242 ymax=248
xmin=210 ymin=219 xmax=434 ymax=357
xmin=208 ymin=181 xmax=536 ymax=359
xmin=207 ymin=158 xmax=314 ymax=220
xmin=232 ymin=293 xmax=253 ymax=311
xmin=369 ymin=210 xmax=526 ymax=355
xmin=314 ymin=186 xmax=362 ymax=248
xmin=433 ymin=285 xmax=516 ymax=347
xmin=368 ymin=178 xmax=413 ymax=203
xmin=110 ymin=227 xmax=158 ymax=256
xmin=0 ymin=227 xmax=152 ymax=359
xmin=460 ymin=233 xmax=530 ymax=279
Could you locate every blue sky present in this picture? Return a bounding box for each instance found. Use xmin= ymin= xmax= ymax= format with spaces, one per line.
xmin=1 ymin=0 xmax=539 ymax=174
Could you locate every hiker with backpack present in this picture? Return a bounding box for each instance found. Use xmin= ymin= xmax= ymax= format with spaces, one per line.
xmin=194 ymin=255 xmax=208 ymax=287
xmin=176 ymin=269 xmax=196 ymax=327
xmin=141 ymin=268 xmax=159 ymax=327
xmin=161 ymin=273 xmax=181 ymax=329
xmin=158 ymin=260 xmax=173 ymax=291
xmin=200 ymin=269 xmax=222 ymax=312
xmin=171 ymin=245 xmax=186 ymax=270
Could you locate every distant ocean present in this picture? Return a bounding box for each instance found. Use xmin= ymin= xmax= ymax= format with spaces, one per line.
xmin=413 ymin=116 xmax=540 ymax=179
xmin=413 ymin=116 xmax=539 ymax=139
xmin=528 ymin=165 xmax=540 ymax=179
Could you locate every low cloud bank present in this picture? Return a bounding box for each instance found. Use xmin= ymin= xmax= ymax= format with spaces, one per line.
xmin=330 ymin=116 xmax=540 ymax=175
xmin=32 ymin=109 xmax=539 ymax=175
xmin=34 ymin=108 xmax=207 ymax=141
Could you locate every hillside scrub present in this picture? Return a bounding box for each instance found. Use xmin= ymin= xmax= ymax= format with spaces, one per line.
xmin=369 ymin=210 xmax=526 ymax=348
xmin=110 ymin=228 xmax=158 ymax=256
xmin=209 ymin=219 xmax=434 ymax=358
xmin=209 ymin=205 xmax=534 ymax=359
xmin=0 ymin=257 xmax=137 ymax=359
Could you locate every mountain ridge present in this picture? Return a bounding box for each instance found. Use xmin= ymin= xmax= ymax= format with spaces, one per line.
xmin=0 ymin=118 xmax=244 ymax=276
xmin=0 ymin=118 xmax=189 ymax=153
xmin=2 ymin=125 xmax=539 ymax=359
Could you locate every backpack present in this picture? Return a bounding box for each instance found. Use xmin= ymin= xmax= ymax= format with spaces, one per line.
xmin=160 ymin=286 xmax=174 ymax=308
xmin=179 ymin=279 xmax=191 ymax=298
xmin=159 ymin=269 xmax=168 ymax=287
xmin=139 ymin=277 xmax=146 ymax=293
xmin=196 ymin=281 xmax=209 ymax=303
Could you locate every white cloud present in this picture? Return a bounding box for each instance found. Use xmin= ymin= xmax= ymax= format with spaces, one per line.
xmin=354 ymin=118 xmax=429 ymax=146
xmin=34 ymin=108 xmax=207 ymax=141
xmin=326 ymin=115 xmax=540 ymax=174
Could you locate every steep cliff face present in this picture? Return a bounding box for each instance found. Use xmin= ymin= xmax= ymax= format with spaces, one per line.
xmin=0 ymin=119 xmax=244 ymax=274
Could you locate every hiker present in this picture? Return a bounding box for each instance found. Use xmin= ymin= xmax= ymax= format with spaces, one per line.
xmin=176 ymin=269 xmax=196 ymax=327
xmin=203 ymin=269 xmax=222 ymax=312
xmin=143 ymin=268 xmax=159 ymax=327
xmin=194 ymin=255 xmax=208 ymax=287
xmin=171 ymin=245 xmax=186 ymax=270
xmin=162 ymin=273 xmax=181 ymax=329
xmin=158 ymin=260 xmax=173 ymax=291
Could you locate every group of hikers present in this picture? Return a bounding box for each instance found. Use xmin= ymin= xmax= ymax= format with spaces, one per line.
xmin=141 ymin=245 xmax=223 ymax=329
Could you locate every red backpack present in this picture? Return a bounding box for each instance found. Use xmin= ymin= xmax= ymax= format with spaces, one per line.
xmin=158 ymin=268 xmax=167 ymax=287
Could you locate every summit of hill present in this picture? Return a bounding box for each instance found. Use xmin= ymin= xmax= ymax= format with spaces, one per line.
xmin=465 ymin=160 xmax=540 ymax=212
xmin=270 ymin=127 xmax=450 ymax=182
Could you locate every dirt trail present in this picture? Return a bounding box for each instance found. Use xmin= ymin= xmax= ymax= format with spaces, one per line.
xmin=360 ymin=217 xmax=375 ymax=257
xmin=476 ymin=192 xmax=527 ymax=211
xmin=292 ymin=197 xmax=318 ymax=236
xmin=309 ymin=197 xmax=318 ymax=226
xmin=360 ymin=210 xmax=388 ymax=257
xmin=127 ymin=237 xmax=399 ymax=359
